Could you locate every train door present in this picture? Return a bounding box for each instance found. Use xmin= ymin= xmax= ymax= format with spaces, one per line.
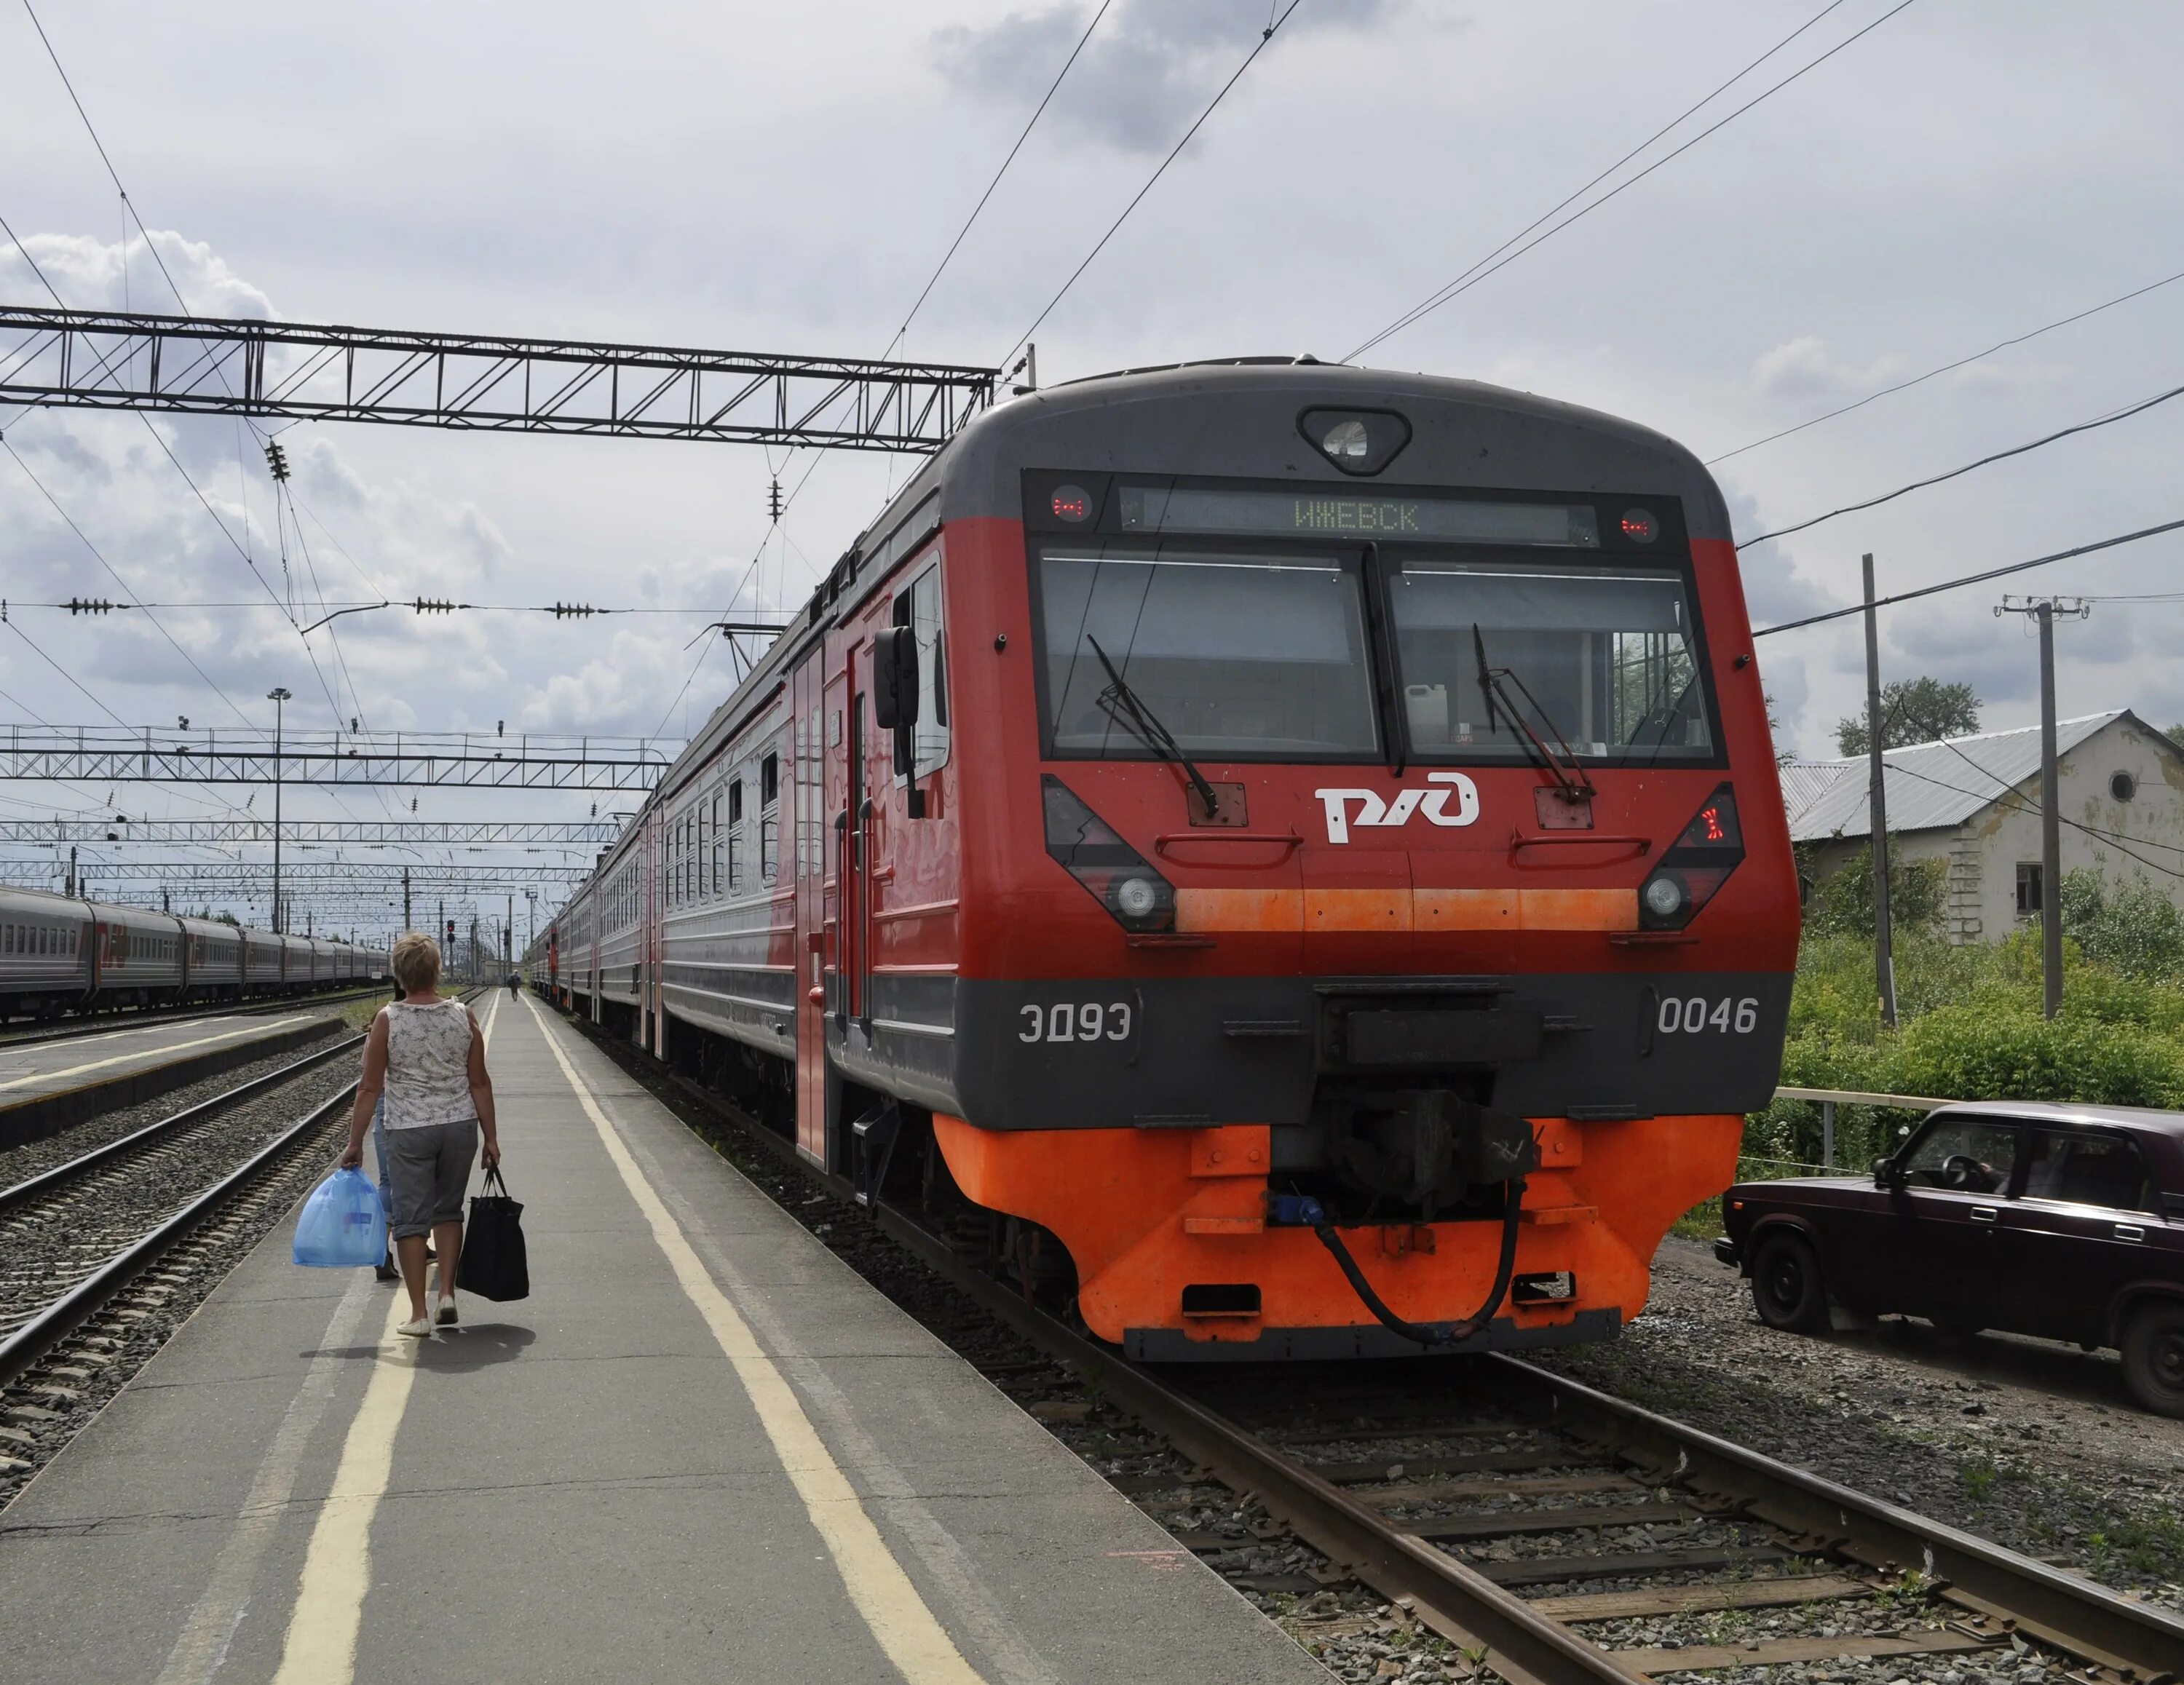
xmin=795 ymin=652 xmax=828 ymax=1162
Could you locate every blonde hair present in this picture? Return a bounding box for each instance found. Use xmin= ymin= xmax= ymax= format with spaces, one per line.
xmin=389 ymin=932 xmax=442 ymax=994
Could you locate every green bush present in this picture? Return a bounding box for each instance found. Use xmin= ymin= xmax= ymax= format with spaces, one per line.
xmin=1799 ymin=841 xmax=1947 ymax=940
xmin=1745 ymin=912 xmax=2184 ymax=1172
xmin=2060 ymin=868 xmax=2184 ymax=980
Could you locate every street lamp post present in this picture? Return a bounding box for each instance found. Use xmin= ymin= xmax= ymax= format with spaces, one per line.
xmin=266 ymin=688 xmax=292 ymax=933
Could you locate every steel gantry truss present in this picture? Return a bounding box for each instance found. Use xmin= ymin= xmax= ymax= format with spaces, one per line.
xmin=0 ymin=726 xmax=673 ymax=789
xmin=0 ymin=817 xmax=624 ymax=846
xmin=0 ymin=306 xmax=997 ymax=451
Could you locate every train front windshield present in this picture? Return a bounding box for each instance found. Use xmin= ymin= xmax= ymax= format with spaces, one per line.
xmin=1038 ymin=550 xmax=1382 ymax=758
xmin=1388 ymin=558 xmax=1714 ymax=764
xmin=1032 ymin=544 xmax=1716 ymax=767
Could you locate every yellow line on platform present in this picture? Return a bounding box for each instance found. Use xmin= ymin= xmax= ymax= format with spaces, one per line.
xmin=0 ymin=1014 xmax=314 ymax=1093
xmin=266 ymin=989 xmax=494 ymax=1684
xmin=521 ymin=992 xmax=987 ymax=1685
xmin=269 ymin=1293 xmax=419 ymax=1685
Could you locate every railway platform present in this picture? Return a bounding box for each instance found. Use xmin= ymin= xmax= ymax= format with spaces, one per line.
xmin=0 ymin=1007 xmax=342 ymax=1149
xmin=0 ymin=991 xmax=1324 ymax=1685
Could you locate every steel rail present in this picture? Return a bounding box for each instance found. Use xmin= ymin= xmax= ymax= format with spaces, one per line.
xmin=1494 ymin=1357 xmax=2184 ymax=1678
xmin=0 ymin=1031 xmax=363 ymax=1215
xmin=0 ymin=1082 xmax=355 ymax=1387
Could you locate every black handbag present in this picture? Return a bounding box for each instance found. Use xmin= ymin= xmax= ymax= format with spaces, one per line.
xmin=458 ymin=1165 xmax=529 ymax=1301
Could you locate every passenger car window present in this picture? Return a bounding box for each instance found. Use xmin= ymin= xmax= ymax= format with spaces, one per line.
xmin=1900 ymin=1117 xmax=2019 ymax=1193
xmin=2022 ymin=1129 xmax=2156 ymax=1212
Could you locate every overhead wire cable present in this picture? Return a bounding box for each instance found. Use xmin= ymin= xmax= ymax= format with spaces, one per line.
xmin=1752 ymin=515 xmax=2184 ymax=638
xmin=886 ymin=0 xmax=1110 ymax=359
xmin=1738 ymin=378 xmax=2184 ymax=547
xmin=1708 ymin=264 xmax=2184 ymax=466
xmin=1 ymin=440 xmax=256 ymax=726
xmin=1346 ymin=0 xmax=1851 ymax=362
xmin=997 ymin=0 xmax=1308 ymax=370
xmin=1346 ymin=0 xmax=1919 ymax=362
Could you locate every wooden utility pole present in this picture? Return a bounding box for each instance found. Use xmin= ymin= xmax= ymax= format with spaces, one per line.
xmin=2000 ymin=595 xmax=2089 ymax=1018
xmin=1862 ymin=555 xmax=1897 ymax=1028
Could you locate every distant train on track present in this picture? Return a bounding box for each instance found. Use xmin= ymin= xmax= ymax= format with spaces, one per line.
xmin=0 ymin=884 xmax=388 ymax=1021
xmin=530 ymin=358 xmax=1800 ymax=1360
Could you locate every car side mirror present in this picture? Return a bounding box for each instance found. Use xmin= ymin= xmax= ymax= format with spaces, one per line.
xmin=1872 ymin=1156 xmax=1902 ymax=1188
xmin=871 ymin=626 xmax=919 ymax=732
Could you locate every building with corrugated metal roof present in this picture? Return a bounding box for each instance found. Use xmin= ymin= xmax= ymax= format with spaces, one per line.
xmin=1781 ymin=710 xmax=2184 ymax=943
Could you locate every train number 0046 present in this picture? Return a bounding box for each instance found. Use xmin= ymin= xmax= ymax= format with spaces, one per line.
xmin=1019 ymin=1002 xmax=1133 ymax=1043
xmin=1657 ymin=996 xmax=1760 ymax=1035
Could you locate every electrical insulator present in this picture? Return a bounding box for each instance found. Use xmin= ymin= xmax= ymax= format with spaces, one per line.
xmin=767 ymin=478 xmax=783 ymax=522
xmin=551 ymin=601 xmax=598 ymax=619
xmin=264 ymin=441 xmax=290 ymax=483
xmin=412 ymin=598 xmax=456 ymax=614
xmin=67 ymin=598 xmax=116 ymax=615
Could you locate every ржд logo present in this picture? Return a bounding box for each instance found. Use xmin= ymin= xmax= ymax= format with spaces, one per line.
xmin=1315 ymin=774 xmax=1479 ymax=844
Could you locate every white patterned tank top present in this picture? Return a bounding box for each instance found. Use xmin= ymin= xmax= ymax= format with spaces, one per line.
xmin=381 ymin=999 xmax=479 ymax=1130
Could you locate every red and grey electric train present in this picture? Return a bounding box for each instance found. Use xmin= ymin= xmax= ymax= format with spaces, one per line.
xmin=534 ymin=361 xmax=1799 ymax=1359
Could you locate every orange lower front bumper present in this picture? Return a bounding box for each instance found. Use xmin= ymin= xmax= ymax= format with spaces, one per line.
xmin=933 ymin=1111 xmax=1740 ymax=1352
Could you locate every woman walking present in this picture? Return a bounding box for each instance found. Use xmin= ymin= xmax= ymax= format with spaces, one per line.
xmin=339 ymin=933 xmax=502 ymax=1336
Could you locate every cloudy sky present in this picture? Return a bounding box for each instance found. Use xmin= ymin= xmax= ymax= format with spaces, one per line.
xmin=4 ymin=1 xmax=2183 ymax=927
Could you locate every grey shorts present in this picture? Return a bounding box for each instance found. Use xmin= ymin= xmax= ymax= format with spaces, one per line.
xmin=384 ymin=1119 xmax=479 ymax=1239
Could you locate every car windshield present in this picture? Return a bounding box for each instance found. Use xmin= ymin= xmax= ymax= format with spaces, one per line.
xmin=1387 ymin=558 xmax=1712 ymax=761
xmin=1901 ymin=1116 xmax=2019 ymax=1193
xmin=1037 ymin=548 xmax=1380 ymax=758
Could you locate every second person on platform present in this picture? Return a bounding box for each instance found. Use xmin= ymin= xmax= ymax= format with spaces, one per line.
xmin=339 ymin=932 xmax=502 ymax=1336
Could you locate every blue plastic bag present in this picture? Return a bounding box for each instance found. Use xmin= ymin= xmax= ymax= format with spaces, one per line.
xmin=293 ymin=1167 xmax=387 ymax=1267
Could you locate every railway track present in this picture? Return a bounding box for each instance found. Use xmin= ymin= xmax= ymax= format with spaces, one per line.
xmin=0 ymin=983 xmax=389 ymax=1052
xmin=570 ymin=1012 xmax=2184 ymax=1685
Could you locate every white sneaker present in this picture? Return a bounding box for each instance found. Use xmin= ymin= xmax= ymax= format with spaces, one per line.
xmin=436 ymin=1296 xmax=458 ymax=1327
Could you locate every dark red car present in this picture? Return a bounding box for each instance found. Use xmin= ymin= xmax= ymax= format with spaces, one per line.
xmin=1715 ymin=1101 xmax=2184 ymax=1416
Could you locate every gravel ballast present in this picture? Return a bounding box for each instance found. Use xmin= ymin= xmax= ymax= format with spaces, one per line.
xmin=1530 ymin=1234 xmax=2184 ymax=1612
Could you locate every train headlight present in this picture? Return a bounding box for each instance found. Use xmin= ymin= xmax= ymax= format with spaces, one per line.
xmin=1297 ymin=408 xmax=1412 ymax=477
xmin=1639 ymin=784 xmax=1746 ymax=929
xmin=1641 ymin=875 xmax=1686 ymax=921
xmin=1112 ymin=876 xmax=1160 ymax=921
xmin=1043 ymin=776 xmax=1177 ymax=934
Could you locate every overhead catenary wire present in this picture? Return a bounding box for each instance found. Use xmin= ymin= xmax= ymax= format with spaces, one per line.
xmin=1707 ymin=263 xmax=2184 ymax=466
xmin=1346 ymin=0 xmax=1853 ymax=362
xmin=1346 ymin=0 xmax=1917 ymax=362
xmin=1738 ymin=378 xmax=2184 ymax=547
xmin=997 ymin=0 xmax=1307 ymax=370
xmin=1751 ymin=516 xmax=2184 ymax=638
xmin=886 ymin=0 xmax=1110 ymax=360
xmin=1 ymin=440 xmax=256 ymax=727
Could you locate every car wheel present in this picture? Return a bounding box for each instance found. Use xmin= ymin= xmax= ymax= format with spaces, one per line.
xmin=2121 ymin=1302 xmax=2184 ymax=1419
xmin=1750 ymin=1232 xmax=1829 ymax=1333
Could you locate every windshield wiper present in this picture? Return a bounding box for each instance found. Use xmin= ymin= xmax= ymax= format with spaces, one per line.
xmin=1471 ymin=624 xmax=1597 ymax=804
xmin=1086 ymin=635 xmax=1221 ymax=821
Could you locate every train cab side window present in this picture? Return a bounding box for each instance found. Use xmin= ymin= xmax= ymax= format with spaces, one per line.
xmin=711 ymin=793 xmax=724 ymax=897
xmin=901 ymin=563 xmax=949 ymax=778
xmin=760 ymin=753 xmax=780 ymax=884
